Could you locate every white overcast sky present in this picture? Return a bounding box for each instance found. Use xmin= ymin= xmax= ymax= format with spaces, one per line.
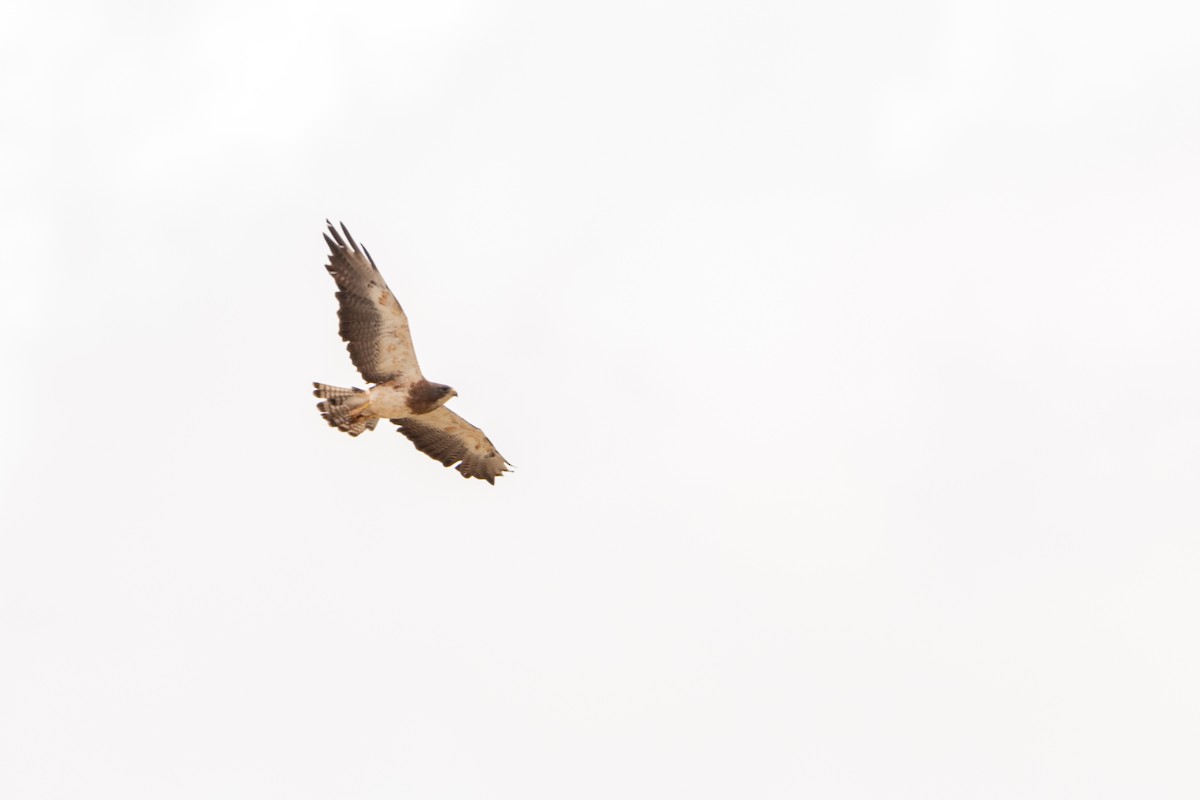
xmin=3 ymin=1 xmax=1200 ymax=797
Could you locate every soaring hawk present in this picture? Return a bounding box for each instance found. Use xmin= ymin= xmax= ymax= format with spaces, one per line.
xmin=313 ymin=222 xmax=511 ymax=484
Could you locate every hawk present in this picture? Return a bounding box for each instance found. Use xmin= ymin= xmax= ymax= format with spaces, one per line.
xmin=313 ymin=221 xmax=511 ymax=484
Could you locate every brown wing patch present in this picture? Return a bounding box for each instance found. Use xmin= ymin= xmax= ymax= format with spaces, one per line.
xmin=323 ymin=221 xmax=422 ymax=384
xmin=391 ymin=406 xmax=511 ymax=484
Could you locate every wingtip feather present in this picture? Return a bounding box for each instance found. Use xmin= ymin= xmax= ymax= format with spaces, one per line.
xmin=326 ymin=221 xmax=347 ymax=249
xmin=339 ymin=222 xmax=359 ymax=252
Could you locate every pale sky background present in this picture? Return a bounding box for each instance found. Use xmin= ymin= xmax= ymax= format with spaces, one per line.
xmin=2 ymin=1 xmax=1200 ymax=797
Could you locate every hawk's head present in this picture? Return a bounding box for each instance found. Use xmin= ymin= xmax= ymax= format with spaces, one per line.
xmin=429 ymin=383 xmax=458 ymax=408
xmin=407 ymin=381 xmax=459 ymax=414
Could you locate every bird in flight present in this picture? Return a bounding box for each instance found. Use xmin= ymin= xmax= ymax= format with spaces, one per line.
xmin=313 ymin=221 xmax=511 ymax=483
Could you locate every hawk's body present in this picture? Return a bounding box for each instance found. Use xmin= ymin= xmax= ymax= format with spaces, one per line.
xmin=313 ymin=222 xmax=510 ymax=484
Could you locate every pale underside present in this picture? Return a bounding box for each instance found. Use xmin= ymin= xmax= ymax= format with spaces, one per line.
xmin=320 ymin=221 xmax=511 ymax=483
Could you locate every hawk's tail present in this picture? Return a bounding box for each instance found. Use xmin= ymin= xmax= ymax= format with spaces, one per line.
xmin=313 ymin=382 xmax=377 ymax=437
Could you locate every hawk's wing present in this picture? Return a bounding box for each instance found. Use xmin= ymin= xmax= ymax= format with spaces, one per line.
xmin=323 ymin=221 xmax=422 ymax=384
xmin=391 ymin=406 xmax=511 ymax=484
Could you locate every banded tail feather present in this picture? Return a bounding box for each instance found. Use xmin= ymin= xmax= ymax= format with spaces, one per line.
xmin=313 ymin=382 xmax=377 ymax=436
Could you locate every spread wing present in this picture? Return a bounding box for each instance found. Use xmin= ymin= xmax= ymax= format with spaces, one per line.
xmin=391 ymin=406 xmax=511 ymax=484
xmin=322 ymin=221 xmax=422 ymax=384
